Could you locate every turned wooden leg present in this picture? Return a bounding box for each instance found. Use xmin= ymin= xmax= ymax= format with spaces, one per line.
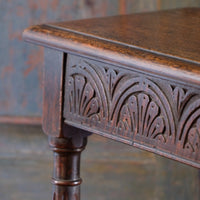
xmin=48 ymin=128 xmax=88 ymax=200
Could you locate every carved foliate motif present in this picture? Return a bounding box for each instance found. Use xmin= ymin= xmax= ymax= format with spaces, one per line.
xmin=170 ymin=85 xmax=195 ymax=117
xmin=110 ymin=78 xmax=175 ymax=145
xmin=64 ymin=55 xmax=200 ymax=164
xmin=68 ymin=75 xmax=100 ymax=121
xmin=114 ymin=93 xmax=166 ymax=143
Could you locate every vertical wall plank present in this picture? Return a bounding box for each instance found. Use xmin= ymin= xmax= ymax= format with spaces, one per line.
xmin=119 ymin=0 xmax=126 ymax=14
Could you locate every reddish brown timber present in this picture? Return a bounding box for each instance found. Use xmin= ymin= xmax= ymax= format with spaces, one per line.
xmin=23 ymin=8 xmax=200 ymax=200
xmin=49 ymin=125 xmax=89 ymax=200
xmin=42 ymin=49 xmax=65 ymax=137
xmin=23 ymin=8 xmax=200 ymax=85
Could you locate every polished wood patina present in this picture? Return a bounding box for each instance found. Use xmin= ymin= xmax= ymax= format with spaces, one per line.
xmin=23 ymin=8 xmax=200 ymax=200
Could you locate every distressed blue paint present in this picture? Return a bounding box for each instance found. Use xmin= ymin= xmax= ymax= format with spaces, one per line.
xmin=0 ymin=0 xmax=120 ymax=117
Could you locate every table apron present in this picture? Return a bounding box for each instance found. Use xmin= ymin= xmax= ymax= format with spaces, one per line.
xmin=63 ymin=53 xmax=200 ymax=168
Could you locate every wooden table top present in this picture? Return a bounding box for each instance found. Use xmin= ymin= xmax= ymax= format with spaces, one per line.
xmin=48 ymin=8 xmax=200 ymax=64
xmin=23 ymin=8 xmax=200 ymax=85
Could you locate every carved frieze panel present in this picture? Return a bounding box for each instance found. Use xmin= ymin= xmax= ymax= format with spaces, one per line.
xmin=64 ymin=54 xmax=200 ymax=165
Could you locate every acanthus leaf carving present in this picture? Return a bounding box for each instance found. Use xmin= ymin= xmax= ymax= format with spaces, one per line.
xmin=177 ymin=99 xmax=200 ymax=159
xmin=170 ymin=85 xmax=194 ymax=117
xmin=114 ymin=93 xmax=166 ymax=143
xmin=64 ymin=55 xmax=200 ymax=164
xmin=111 ymin=78 xmax=175 ymax=145
xmin=184 ymin=121 xmax=200 ymax=154
xmin=104 ymin=68 xmax=125 ymax=99
xmin=67 ymin=74 xmax=100 ymax=121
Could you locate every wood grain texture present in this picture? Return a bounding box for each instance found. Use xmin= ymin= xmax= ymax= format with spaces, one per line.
xmin=23 ymin=8 xmax=200 ymax=86
xmin=64 ymin=54 xmax=200 ymax=168
xmin=47 ymin=8 xmax=200 ymax=63
xmin=49 ymin=125 xmax=89 ymax=200
xmin=42 ymin=49 xmax=64 ymax=136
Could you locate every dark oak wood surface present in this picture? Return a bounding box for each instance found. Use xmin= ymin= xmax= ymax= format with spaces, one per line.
xmin=48 ymin=8 xmax=200 ymax=63
xmin=64 ymin=53 xmax=200 ymax=168
xmin=23 ymin=8 xmax=200 ymax=85
xmin=23 ymin=8 xmax=200 ymax=200
xmin=42 ymin=49 xmax=64 ymax=137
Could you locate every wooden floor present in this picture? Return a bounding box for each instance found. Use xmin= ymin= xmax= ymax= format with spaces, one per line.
xmin=0 ymin=124 xmax=199 ymax=200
